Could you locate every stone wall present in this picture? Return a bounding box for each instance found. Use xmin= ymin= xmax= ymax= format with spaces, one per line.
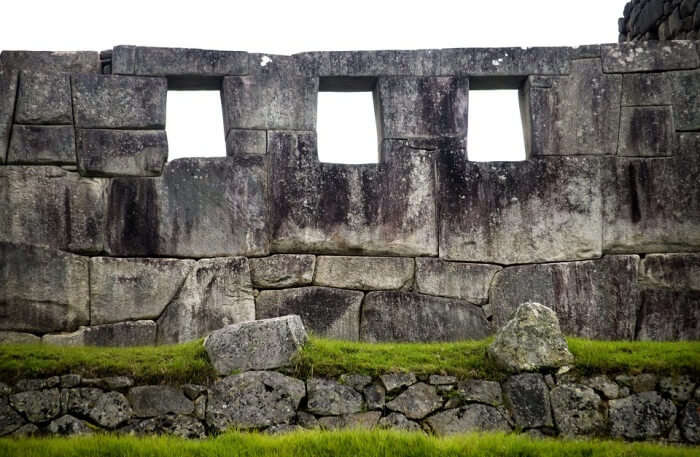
xmin=1 ymin=44 xmax=699 ymax=344
xmin=620 ymin=0 xmax=700 ymax=41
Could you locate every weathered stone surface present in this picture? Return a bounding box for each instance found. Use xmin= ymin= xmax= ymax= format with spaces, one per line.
xmin=0 ymin=51 xmax=99 ymax=73
xmin=60 ymin=374 xmax=81 ymax=388
xmin=583 ymin=375 xmax=620 ymax=399
xmin=439 ymin=47 xmax=571 ymax=76
xmin=659 ymin=376 xmax=696 ymax=402
xmin=9 ymin=423 xmax=38 ymax=437
xmin=679 ymin=132 xmax=700 ymax=155
xmin=0 ymin=243 xmax=89 ymax=333
xmin=488 ymin=302 xmax=574 ymax=373
xmin=377 ymin=76 xmax=468 ymax=138
xmin=60 ymin=388 xmax=102 ymax=417
xmin=314 ymin=256 xmax=413 ymax=290
xmin=269 ymin=133 xmax=438 ymax=256
xmin=89 ymin=392 xmax=133 ymax=429
xmin=502 ymin=374 xmax=553 ymax=429
xmin=360 ymin=291 xmax=490 ymax=342
xmin=604 ymin=155 xmax=700 ymax=254
xmin=616 ymin=374 xmax=658 ymax=393
xmin=120 ymin=414 xmax=206 ymax=438
xmin=307 ymin=378 xmax=364 ymax=416
xmin=183 ymin=384 xmax=207 ymax=401
xmin=489 ymin=256 xmax=640 ymax=340
xmin=127 ymin=386 xmax=194 ymax=418
xmin=90 ymin=257 xmax=194 ymax=325
xmin=97 ymin=377 xmax=134 ymax=391
xmin=256 ymin=287 xmax=362 ymax=341
xmin=550 ymin=384 xmax=605 ymax=436
xmin=16 ymin=377 xmax=59 ymax=391
xmin=680 ymin=401 xmax=700 ymax=444
xmin=0 ymin=397 xmax=25 ymax=436
xmin=72 ymin=74 xmax=166 ymax=129
xmin=249 ymin=254 xmax=315 ymax=288
xmin=48 ymin=415 xmax=93 ymax=436
xmin=456 ymin=380 xmax=503 ymax=407
xmin=206 ymin=371 xmax=305 ymax=432
xmin=76 ymin=129 xmax=168 ymax=177
xmin=438 ymin=153 xmax=605 ymax=264
xmin=295 ymin=49 xmax=441 ymax=77
xmin=415 ymin=259 xmax=500 ymax=303
xmin=377 ymin=412 xmax=422 ymax=431
xmin=602 ymin=42 xmax=699 ymax=73
xmin=226 ymin=129 xmax=266 ymax=156
xmin=637 ymin=288 xmax=700 ymax=340
xmin=0 ymin=331 xmax=40 ymax=344
xmin=609 ymin=392 xmax=676 ymax=440
xmin=157 ymin=257 xmax=255 ymax=344
xmin=0 ymin=69 xmax=17 ymax=163
xmin=194 ymin=396 xmax=206 ymax=420
xmin=0 ymin=167 xmax=106 ymax=253
xmin=106 ymin=157 xmax=268 ymax=257
xmin=380 ymin=373 xmax=417 ymax=393
xmin=7 ymin=125 xmax=76 ymax=165
xmin=318 ymin=412 xmax=381 ymax=430
xmin=425 ymin=404 xmax=511 ymax=435
xmin=43 ymin=321 xmax=157 ymax=347
xmin=296 ymin=411 xmax=319 ymax=429
xmin=337 ymin=374 xmax=372 ymax=392
xmin=363 ymin=383 xmax=386 ymax=410
xmin=10 ymin=388 xmax=61 ymax=423
xmin=386 ymin=383 xmax=442 ymax=420
xmin=205 ymin=316 xmax=307 ymax=374
xmin=641 ymin=253 xmax=700 ymax=291
xmin=429 ymin=375 xmax=457 ymax=385
xmin=14 ymin=72 xmax=72 ymax=124
xmin=618 ymin=106 xmax=675 ymax=157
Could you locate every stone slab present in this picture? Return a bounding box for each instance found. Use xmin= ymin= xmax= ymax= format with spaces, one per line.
xmin=641 ymin=253 xmax=700 ymax=291
xmin=314 ymin=256 xmax=414 ymax=290
xmin=602 ymin=41 xmax=699 ymax=73
xmin=226 ymin=129 xmax=266 ymax=156
xmin=637 ymin=288 xmax=700 ymax=340
xmin=42 ymin=321 xmax=157 ymax=347
xmin=295 ymin=50 xmax=441 ymax=76
xmin=618 ymin=106 xmax=675 ymax=157
xmin=439 ymin=47 xmax=571 ymax=76
xmin=76 ymin=129 xmax=168 ymax=177
xmin=0 ymin=51 xmax=100 ymax=73
xmin=415 ymin=258 xmax=501 ymax=304
xmin=127 ymin=386 xmax=194 ymax=418
xmin=7 ymin=125 xmax=76 ymax=164
xmin=249 ymin=254 xmax=316 ymax=289
xmin=14 ymin=72 xmax=72 ymax=124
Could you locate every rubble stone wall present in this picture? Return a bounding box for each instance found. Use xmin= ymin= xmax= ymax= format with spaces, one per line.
xmin=1 ymin=44 xmax=699 ymax=345
xmin=620 ymin=0 xmax=700 ymax=41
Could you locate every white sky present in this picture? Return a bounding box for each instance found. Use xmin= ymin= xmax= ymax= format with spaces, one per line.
xmin=1 ymin=0 xmax=629 ymax=162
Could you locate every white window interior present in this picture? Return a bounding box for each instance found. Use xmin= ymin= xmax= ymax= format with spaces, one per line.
xmin=166 ymin=91 xmax=226 ymax=160
xmin=467 ymin=89 xmax=527 ymax=162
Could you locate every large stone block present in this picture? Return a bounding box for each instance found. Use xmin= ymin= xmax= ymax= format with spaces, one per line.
xmin=269 ymin=133 xmax=438 ymax=256
xmin=256 ymin=287 xmax=363 ymax=341
xmin=641 ymin=253 xmax=700 ymax=291
xmin=424 ymin=404 xmax=510 ymax=435
xmin=376 ymin=76 xmax=468 ymax=139
xmin=314 ymin=256 xmax=414 ymax=290
xmin=0 ymin=242 xmax=89 ymax=333
xmin=0 ymin=69 xmax=18 ymax=163
xmin=72 ymin=74 xmax=167 ymax=129
xmin=157 ymin=257 xmax=255 ymax=344
xmin=42 ymin=321 xmax=157 ymax=347
xmin=602 ymin=41 xmax=699 ymax=73
xmin=295 ymin=49 xmax=441 ymax=76
xmin=438 ymin=152 xmax=605 ymax=264
xmin=603 ymin=155 xmax=700 ymax=253
xmin=489 ymin=256 xmax=639 ymax=340
xmin=14 ymin=72 xmax=72 ymax=124
xmin=127 ymin=386 xmax=194 ymax=418
xmin=7 ymin=125 xmax=76 ymax=164
xmin=360 ymin=291 xmax=490 ymax=342
xmin=415 ymin=258 xmax=501 ymax=303
xmin=226 ymin=129 xmax=266 ymax=156
xmin=0 ymin=51 xmax=99 ymax=73
xmin=502 ymin=373 xmax=553 ymax=429
xmin=637 ymin=288 xmax=700 ymax=341
xmin=609 ymin=392 xmax=676 ymax=440
xmin=90 ymin=257 xmax=195 ymax=325
xmin=0 ymin=166 xmax=106 ymax=253
xmin=439 ymin=47 xmax=571 ymax=76
xmin=618 ymin=106 xmax=675 ymax=157
xmin=76 ymin=129 xmax=168 ymax=177
xmin=249 ymin=254 xmax=316 ymax=289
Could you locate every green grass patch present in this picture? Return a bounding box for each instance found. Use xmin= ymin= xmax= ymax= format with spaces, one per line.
xmin=1 ymin=430 xmax=698 ymax=457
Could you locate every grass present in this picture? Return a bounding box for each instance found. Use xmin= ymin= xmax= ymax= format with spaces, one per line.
xmin=0 ymin=337 xmax=698 ymax=384
xmin=1 ymin=430 xmax=698 ymax=457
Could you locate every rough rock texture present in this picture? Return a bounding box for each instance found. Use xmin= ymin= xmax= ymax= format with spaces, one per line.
xmin=0 ymin=242 xmax=89 ymax=333
xmin=0 ymin=331 xmax=41 ymax=344
xmin=121 ymin=414 xmax=206 ymax=438
xmin=226 ymin=129 xmax=267 ymax=156
xmin=318 ymin=412 xmax=381 ymax=430
xmin=61 ymin=388 xmax=102 ymax=417
xmin=583 ymin=375 xmax=620 ymax=400
xmin=425 ymin=404 xmax=511 ymax=435
xmin=314 ymin=256 xmax=414 ymax=290
xmin=659 ymin=376 xmax=696 ymax=402
xmin=618 ymin=106 xmax=675 ymax=157
xmin=550 ymin=384 xmax=605 ymax=436
xmin=456 ymin=380 xmax=503 ymax=407
xmin=641 ymin=253 xmax=700 ymax=291
xmin=0 ymin=68 xmax=18 ymax=163
xmin=377 ymin=412 xmax=422 ymax=431
xmin=361 ymin=291 xmax=490 ymax=342
xmin=76 ymin=129 xmax=168 ymax=177
xmin=415 ymin=258 xmax=501 ymax=303
xmin=438 ymin=152 xmax=605 ymax=264
xmin=10 ymin=389 xmax=61 ymax=423
xmin=296 ymin=49 xmax=442 ymax=77
xmin=14 ymin=72 xmax=72 ymax=124
xmin=363 ymin=383 xmax=386 ymax=410
xmin=42 ymin=321 xmax=157 ymax=347
xmin=127 ymin=386 xmax=194 ymax=418
xmin=386 ymin=383 xmax=443 ymax=419
xmin=489 ymin=256 xmax=640 ymax=340
xmin=204 ymin=316 xmax=307 ymax=374
xmin=502 ymin=374 xmax=553 ymax=429
xmin=157 ymin=257 xmax=255 ymax=344
xmin=0 ymin=51 xmax=100 ymax=73
xmin=609 ymin=392 xmax=676 ymax=440
xmin=89 ymin=392 xmax=133 ymax=429
xmin=256 ymin=287 xmax=363 ymax=341
xmin=306 ymin=378 xmax=364 ymax=416
xmin=602 ymin=42 xmax=699 ymax=73
xmin=47 ymin=415 xmax=93 ymax=436
xmin=206 ymin=371 xmax=305 ymax=432
xmin=680 ymin=401 xmax=700 ymax=444
xmin=7 ymin=125 xmax=76 ymax=164
xmin=439 ymin=47 xmax=571 ymax=76
xmin=0 ymin=398 xmax=26 ymax=436
xmin=637 ymin=288 xmax=700 ymax=340
xmin=487 ymin=302 xmax=574 ymax=373
xmin=249 ymin=254 xmax=315 ymax=288
xmin=380 ymin=373 xmax=417 ymax=393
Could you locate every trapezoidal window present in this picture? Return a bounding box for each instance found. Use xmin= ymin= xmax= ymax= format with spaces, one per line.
xmin=317 ymin=77 xmax=379 ymax=164
xmin=166 ymin=90 xmax=226 ymax=160
xmin=467 ymin=88 xmax=527 ymax=162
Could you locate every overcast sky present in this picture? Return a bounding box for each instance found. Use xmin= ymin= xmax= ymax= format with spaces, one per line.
xmin=1 ymin=0 xmax=629 ymax=162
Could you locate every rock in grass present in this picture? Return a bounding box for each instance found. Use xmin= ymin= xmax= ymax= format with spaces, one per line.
xmin=487 ymin=302 xmax=573 ymax=373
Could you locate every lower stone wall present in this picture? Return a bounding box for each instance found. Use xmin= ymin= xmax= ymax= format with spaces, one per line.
xmin=620 ymin=0 xmax=700 ymax=41
xmin=1 ymin=370 xmax=698 ymax=443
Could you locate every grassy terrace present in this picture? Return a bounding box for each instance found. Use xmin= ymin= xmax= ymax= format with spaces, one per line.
xmin=0 ymin=337 xmax=698 ymax=384
xmin=1 ymin=430 xmax=699 ymax=457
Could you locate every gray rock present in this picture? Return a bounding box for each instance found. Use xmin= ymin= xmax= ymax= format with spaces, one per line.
xmin=583 ymin=375 xmax=620 ymax=399
xmin=0 ymin=69 xmax=17 ymax=164
xmin=296 ymin=49 xmax=441 ymax=77
xmin=380 ymin=373 xmax=417 ymax=393
xmin=48 ymin=415 xmax=93 ymax=436
xmin=425 ymin=404 xmax=510 ymax=436
xmin=429 ymin=375 xmax=457 ymax=386
xmin=43 ymin=321 xmax=156 ymax=347
xmin=10 ymin=388 xmax=61 ymax=423
xmin=16 ymin=377 xmax=59 ymax=391
xmin=0 ymin=51 xmax=99 ymax=73
xmin=60 ymin=388 xmax=103 ymax=417
xmin=204 ymin=315 xmax=307 ymax=375
xmin=637 ymin=288 xmax=700 ymax=341
xmin=363 ymin=383 xmax=386 ymax=410
xmin=0 ymin=243 xmax=89 ymax=333
xmin=194 ymin=396 xmax=206 ymax=420
xmin=183 ymin=384 xmax=207 ymax=400
xmin=0 ymin=397 xmax=25 ymax=436
xmin=502 ymin=373 xmax=553 ymax=429
xmin=314 ymin=256 xmax=414 ymax=290
xmin=60 ymin=375 xmax=81 ymax=388
xmin=10 ymin=423 xmax=38 ymax=437
xmin=377 ymin=412 xmax=422 ymax=432
xmin=680 ymin=401 xmax=700 ymax=444
xmin=658 ymin=376 xmax=696 ymax=402
xmin=296 ymin=411 xmax=319 ymax=429
xmin=415 ymin=259 xmax=500 ymax=304
xmin=157 ymin=257 xmax=255 ymax=344
xmin=7 ymin=125 xmax=76 ymax=164
xmin=609 ymin=392 xmax=676 ymax=440
xmin=602 ymin=42 xmax=699 ymax=72
xmin=489 ymin=256 xmax=639 ymax=340
xmin=0 ymin=331 xmax=41 ymax=344
xmin=226 ymin=129 xmax=267 ymax=156
xmin=615 ymin=374 xmax=658 ymax=393
xmin=256 ymin=287 xmax=362 ymax=341
xmin=72 ymin=74 xmax=166 ymax=129
xmin=618 ymin=106 xmax=675 ymax=157
xmin=456 ymin=380 xmax=503 ymax=407
xmin=439 ymin=47 xmax=571 ymax=76
xmin=76 ymin=129 xmax=168 ymax=177
xmin=361 ymin=291 xmax=490 ymax=342
xmin=550 ymin=384 xmax=605 ymax=436
xmin=641 ymin=253 xmax=700 ymax=291
xmin=206 ymin=371 xmax=305 ymax=432
xmin=89 ymin=392 xmax=133 ymax=429
xmin=386 ymin=383 xmax=443 ymax=420
xmin=487 ymin=302 xmax=574 ymax=373
xmin=90 ymin=257 xmax=194 ymax=325
xmin=338 ymin=374 xmax=372 ymax=391
xmin=120 ymin=414 xmax=206 ymax=438
xmin=14 ymin=71 xmax=72 ymax=124
xmin=307 ymin=378 xmax=364 ymax=416
xmin=249 ymin=254 xmax=315 ymax=288
xmin=318 ymin=412 xmax=381 ymax=430
xmin=128 ymin=386 xmax=194 ymax=418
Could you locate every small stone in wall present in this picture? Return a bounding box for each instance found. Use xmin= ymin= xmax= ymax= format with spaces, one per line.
xmin=456 ymin=379 xmax=503 ymax=407
xmin=386 ymin=383 xmax=443 ymax=420
xmin=10 ymin=388 xmax=61 ymax=423
xmin=379 ymin=373 xmax=417 ymax=393
xmin=0 ymin=398 xmax=26 ymax=436
xmin=550 ymin=384 xmax=605 ymax=437
xmin=306 ymin=378 xmax=364 ymax=416
xmin=377 ymin=412 xmax=422 ymax=432
xmin=658 ymin=375 xmax=696 ymax=402
xmin=318 ymin=412 xmax=381 ymax=430
xmin=47 ymin=415 xmax=93 ymax=436
xmin=424 ymin=404 xmax=510 ymax=435
xmin=502 ymin=373 xmax=554 ymax=429
xmin=89 ymin=392 xmax=133 ymax=429
xmin=127 ymin=386 xmax=194 ymax=418
xmin=609 ymin=392 xmax=676 ymax=440
xmin=680 ymin=401 xmax=700 ymax=444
